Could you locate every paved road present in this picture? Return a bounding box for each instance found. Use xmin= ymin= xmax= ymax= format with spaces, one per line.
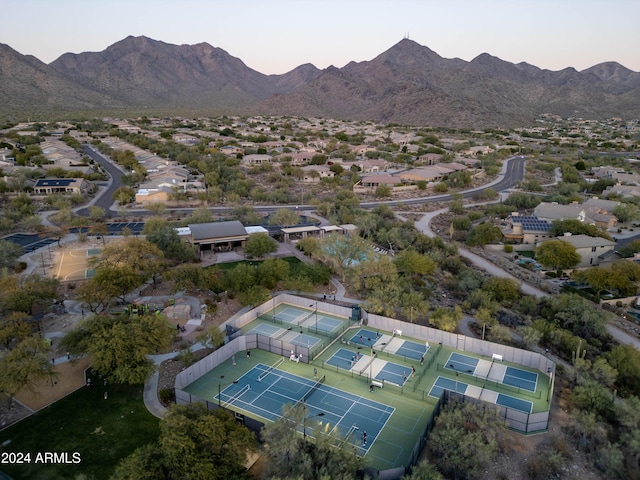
xmin=76 ymin=145 xmax=125 ymax=217
xmin=131 ymin=156 xmax=527 ymax=218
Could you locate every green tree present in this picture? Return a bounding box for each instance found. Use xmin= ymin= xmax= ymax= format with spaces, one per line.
xmin=429 ymin=399 xmax=504 ymax=480
xmin=618 ymin=239 xmax=640 ymax=258
xmin=364 ymin=282 xmax=404 ymax=317
xmin=113 ymin=186 xmax=136 ymax=205
xmin=400 ymin=291 xmax=430 ymax=323
xmin=144 ymin=219 xmax=196 ymax=263
xmin=261 ymin=403 xmax=362 ymax=480
xmin=91 ymin=238 xmax=165 ymax=288
xmin=375 ymin=184 xmax=392 ymax=198
xmin=224 ymin=263 xmax=256 ymax=293
xmin=606 ymin=345 xmax=640 ymax=397
xmin=88 ymin=205 xmax=106 ymax=223
xmin=516 ymin=325 xmax=543 ymax=349
xmin=535 ymin=239 xmax=580 ymax=270
xmin=465 ymin=223 xmax=502 ymax=247
xmin=0 ymin=312 xmax=31 ymax=350
xmin=114 ymin=404 xmax=257 ymax=480
xmin=62 ymin=313 xmax=173 ymax=384
xmin=184 ymin=205 xmax=213 ymax=225
xmin=0 ymin=336 xmax=54 ymax=407
xmin=614 ymin=202 xmax=640 ymax=223
xmin=430 ymin=306 xmax=463 ymax=332
xmin=269 ymin=208 xmax=301 ymax=227
xmin=572 ymin=380 xmax=615 ymax=420
xmin=320 ymin=233 xmax=371 ymax=281
xmin=0 ymin=239 xmax=24 ymax=269
xmin=244 ymin=233 xmax=277 ymax=258
xmin=551 ymin=294 xmax=610 ymax=341
xmin=257 ymin=258 xmax=290 ymax=289
xmin=482 ymin=277 xmax=520 ymax=306
xmin=550 ymin=219 xmax=613 ymax=240
xmin=402 ymin=460 xmax=444 ymax=480
xmin=504 ymin=192 xmax=542 ymax=209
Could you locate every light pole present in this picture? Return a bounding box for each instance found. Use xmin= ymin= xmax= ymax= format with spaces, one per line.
xmin=303 ymin=411 xmax=325 ymax=440
xmin=449 ymin=364 xmax=459 ymax=393
xmin=218 ymin=375 xmax=239 ymax=408
xmin=547 ymin=368 xmax=554 ymax=402
xmin=309 ymin=302 xmax=318 ymax=334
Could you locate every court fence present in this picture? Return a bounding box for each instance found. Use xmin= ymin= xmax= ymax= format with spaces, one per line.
xmin=175 ymin=294 xmax=552 ymax=479
xmin=363 ymin=311 xmax=555 ymax=377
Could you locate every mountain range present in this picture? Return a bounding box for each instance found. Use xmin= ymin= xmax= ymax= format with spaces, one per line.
xmin=1 ymin=35 xmax=639 ymax=128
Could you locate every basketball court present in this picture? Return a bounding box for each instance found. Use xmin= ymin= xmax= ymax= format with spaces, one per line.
xmin=54 ymin=246 xmax=101 ymax=282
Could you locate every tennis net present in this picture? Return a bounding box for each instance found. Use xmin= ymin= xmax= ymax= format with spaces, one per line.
xmin=296 ymin=375 xmax=325 ymax=406
xmin=258 ymin=357 xmax=285 ymax=381
xmin=298 ymin=310 xmax=316 ymax=325
xmin=262 ymin=314 xmax=282 ymax=325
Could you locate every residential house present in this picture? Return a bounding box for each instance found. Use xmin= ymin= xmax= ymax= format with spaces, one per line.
xmin=603 ymin=184 xmax=640 ymax=199
xmin=533 ymin=202 xmax=593 ymax=224
xmin=242 ymin=154 xmax=273 ymax=165
xmin=135 ymin=187 xmax=172 ymax=205
xmin=283 ymin=152 xmax=315 ymax=165
xmin=350 ymin=145 xmax=377 ymax=156
xmin=341 ymin=159 xmax=388 ymax=173
xmin=219 ymin=145 xmax=244 ymax=156
xmin=399 ymin=163 xmax=466 ymax=184
xmin=503 ymin=215 xmax=554 ymax=245
xmin=33 ymin=178 xmax=92 ymax=195
xmin=416 ymin=153 xmax=443 ymax=165
xmin=301 ymin=165 xmax=334 ymax=183
xmin=534 ymin=201 xmax=617 ymax=231
xmin=538 ymin=233 xmax=616 ymax=268
xmin=352 ymin=174 xmax=400 ymax=194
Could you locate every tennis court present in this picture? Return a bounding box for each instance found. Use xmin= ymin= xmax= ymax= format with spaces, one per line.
xmin=306 ymin=315 xmax=345 ymax=334
xmin=385 ymin=338 xmax=428 ymax=360
xmin=54 ymin=247 xmax=102 ymax=282
xmin=213 ymin=363 xmax=394 ymax=453
xmin=263 ymin=304 xmax=347 ymax=335
xmin=446 ymin=352 xmax=538 ymax=392
xmin=180 ymin=302 xmax=551 ymax=471
xmin=427 ymin=376 xmax=533 ymax=413
xmin=325 ymin=348 xmax=412 ymax=387
xmin=246 ymin=324 xmax=287 ymax=338
xmin=504 ymin=366 xmax=538 ymax=392
xmin=273 ymin=306 xmax=309 ymax=325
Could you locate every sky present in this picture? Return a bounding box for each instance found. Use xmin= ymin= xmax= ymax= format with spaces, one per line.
xmin=2 ymin=0 xmax=639 ymax=74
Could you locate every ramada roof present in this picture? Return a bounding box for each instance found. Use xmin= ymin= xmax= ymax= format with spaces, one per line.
xmin=188 ymin=221 xmax=247 ymax=241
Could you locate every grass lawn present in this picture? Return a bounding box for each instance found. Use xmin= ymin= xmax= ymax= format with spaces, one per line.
xmin=0 ymin=380 xmax=160 ymax=480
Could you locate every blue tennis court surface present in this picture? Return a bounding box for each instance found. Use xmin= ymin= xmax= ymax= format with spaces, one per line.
xmin=496 ymin=393 xmax=533 ymax=413
xmin=504 ymin=367 xmax=538 ymax=392
xmin=377 ymin=362 xmax=411 ymax=386
xmin=446 ymin=352 xmax=479 ymax=373
xmin=395 ymin=340 xmax=428 ymax=360
xmin=325 ymin=348 xmax=365 ymax=370
xmin=312 ymin=315 xmax=344 ymax=333
xmin=274 ymin=306 xmax=308 ymax=324
xmin=350 ymin=329 xmax=380 ymax=346
xmin=247 ymin=324 xmax=285 ymax=337
xmin=290 ymin=333 xmax=321 ymax=349
xmin=218 ymin=364 xmax=394 ymax=453
xmin=429 ymin=376 xmax=468 ymax=396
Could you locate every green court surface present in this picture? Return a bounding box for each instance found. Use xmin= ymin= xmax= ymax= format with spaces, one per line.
xmin=183 ymin=304 xmax=551 ymax=471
